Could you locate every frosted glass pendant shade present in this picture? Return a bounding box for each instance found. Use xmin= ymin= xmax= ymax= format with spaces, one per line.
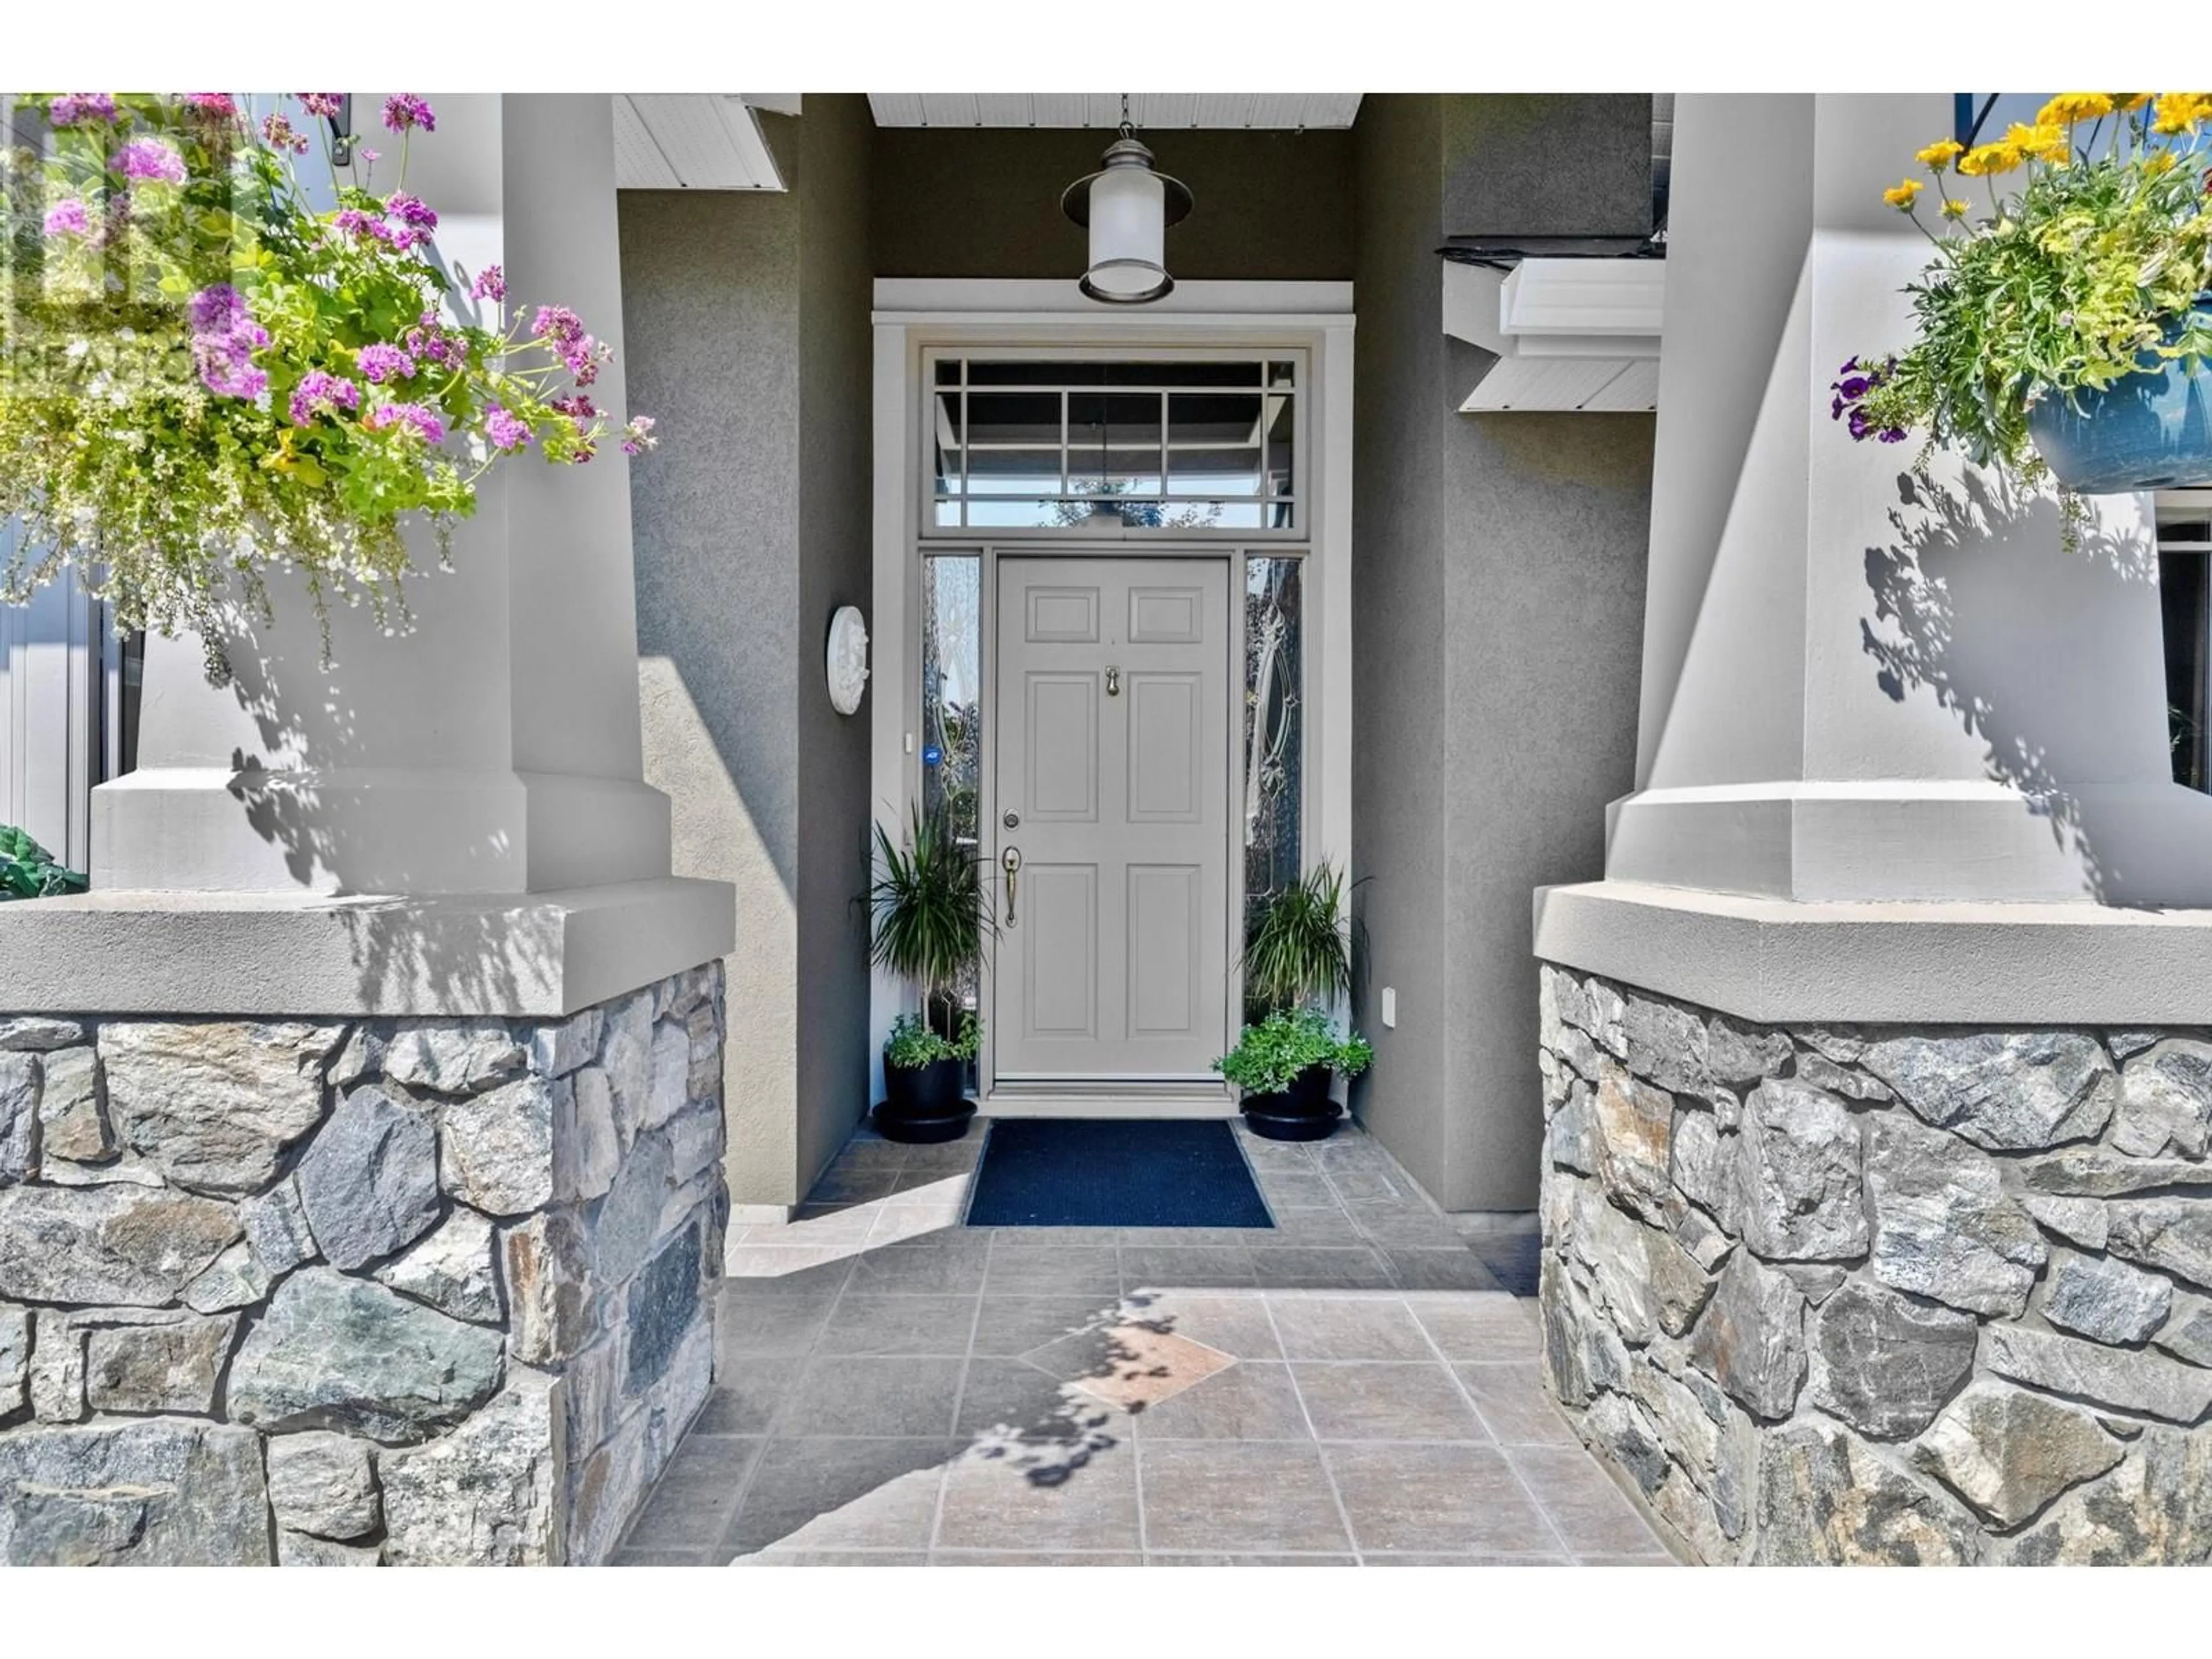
xmin=1060 ymin=134 xmax=1192 ymax=306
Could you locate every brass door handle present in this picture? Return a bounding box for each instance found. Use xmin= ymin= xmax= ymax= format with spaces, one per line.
xmin=1001 ymin=846 xmax=1022 ymax=927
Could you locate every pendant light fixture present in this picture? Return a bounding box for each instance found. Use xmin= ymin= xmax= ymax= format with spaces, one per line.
xmin=1060 ymin=94 xmax=1192 ymax=305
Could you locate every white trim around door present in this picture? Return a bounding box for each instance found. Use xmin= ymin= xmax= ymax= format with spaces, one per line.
xmin=869 ymin=280 xmax=1355 ymax=1118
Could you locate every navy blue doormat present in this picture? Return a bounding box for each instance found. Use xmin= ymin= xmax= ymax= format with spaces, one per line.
xmin=964 ymin=1119 xmax=1274 ymax=1229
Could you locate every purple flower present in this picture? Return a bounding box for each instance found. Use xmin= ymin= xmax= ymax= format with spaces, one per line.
xmin=1846 ymin=407 xmax=1872 ymax=441
xmin=113 ymin=138 xmax=186 ymax=185
xmin=404 ymin=319 xmax=468 ymax=369
xmin=260 ymin=112 xmax=311 ymax=156
xmin=187 ymin=283 xmax=244 ymax=331
xmin=41 ymin=198 xmax=89 ymax=238
xmin=381 ymin=94 xmax=435 ymax=134
xmin=181 ymin=94 xmax=237 ymax=119
xmin=1837 ymin=375 xmax=1870 ymax=402
xmin=532 ymin=305 xmax=584 ymax=345
xmin=365 ymin=400 xmax=446 ymax=444
xmin=187 ymin=286 xmax=268 ymax=400
xmin=385 ymin=192 xmax=436 ymax=230
xmin=484 ymin=404 xmax=532 ymax=453
xmin=48 ymin=94 xmax=117 ymax=128
xmin=469 ymin=263 xmax=505 ymax=302
xmin=1878 ymin=426 xmax=1908 ymax=444
xmin=357 ymin=343 xmax=417 ymax=384
xmin=289 ymin=370 xmax=361 ymax=426
xmin=295 ymin=94 xmax=345 ymax=119
xmin=622 ymin=415 xmax=658 ymax=457
xmin=550 ymin=393 xmax=597 ymax=430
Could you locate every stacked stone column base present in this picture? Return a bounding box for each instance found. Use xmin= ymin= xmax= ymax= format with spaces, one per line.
xmin=1537 ymin=965 xmax=2212 ymax=1565
xmin=0 ymin=962 xmax=727 ymax=1565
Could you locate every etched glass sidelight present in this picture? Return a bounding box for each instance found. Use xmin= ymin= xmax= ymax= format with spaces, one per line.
xmin=1241 ymin=555 xmax=1304 ymax=947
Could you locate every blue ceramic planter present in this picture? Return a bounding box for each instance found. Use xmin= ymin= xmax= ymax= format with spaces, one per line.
xmin=2028 ymin=307 xmax=2212 ymax=493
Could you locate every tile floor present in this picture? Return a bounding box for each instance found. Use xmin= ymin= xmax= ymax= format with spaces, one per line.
xmin=613 ymin=1118 xmax=1675 ymax=1567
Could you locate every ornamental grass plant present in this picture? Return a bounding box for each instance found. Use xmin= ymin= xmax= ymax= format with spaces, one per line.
xmin=0 ymin=93 xmax=657 ymax=675
xmin=1835 ymin=93 xmax=2212 ymax=513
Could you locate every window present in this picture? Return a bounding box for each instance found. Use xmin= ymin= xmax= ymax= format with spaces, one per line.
xmin=2160 ymin=502 xmax=2212 ymax=791
xmin=930 ymin=355 xmax=1300 ymax=533
xmin=1242 ymin=554 xmax=1304 ymax=956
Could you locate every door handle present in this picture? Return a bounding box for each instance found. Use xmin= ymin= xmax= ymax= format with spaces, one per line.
xmin=1001 ymin=846 xmax=1022 ymax=927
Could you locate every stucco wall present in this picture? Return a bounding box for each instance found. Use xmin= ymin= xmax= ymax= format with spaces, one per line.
xmin=870 ymin=126 xmax=1354 ymax=281
xmin=1351 ymin=96 xmax=1653 ymax=1212
xmin=620 ymin=100 xmax=875 ymax=1211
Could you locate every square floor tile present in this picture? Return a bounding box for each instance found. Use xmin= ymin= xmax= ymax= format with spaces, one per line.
xmin=1251 ymin=1247 xmax=1396 ymax=1290
xmin=779 ymin=1356 xmax=964 ymax=1438
xmin=1267 ymin=1296 xmax=1433 ymax=1361
xmin=971 ymin=1296 xmax=1118 ymax=1357
xmin=612 ymin=1548 xmax=716 ymax=1566
xmin=1455 ymin=1362 xmax=1581 ymax=1447
xmin=1248 ymin=1211 xmax=1369 ymax=1248
xmin=817 ymin=1293 xmax=979 ymax=1357
xmin=1119 ymin=1245 xmax=1259 ymax=1290
xmin=1324 ymin=1442 xmax=1554 ymax=1555
xmin=1404 ymin=1294 xmax=1543 ymax=1361
xmin=955 ymin=1357 xmax=1118 ymax=1443
xmin=723 ymin=1437 xmax=952 ymax=1556
xmin=935 ymin=1440 xmax=1142 ymax=1551
xmin=1385 ymin=1249 xmax=1505 ymax=1292
xmin=716 ymin=1285 xmax=844 ymax=1359
xmin=1354 ymin=1209 xmax=1471 ymax=1248
xmin=1291 ymin=1361 xmax=1489 ymax=1442
xmin=1115 ymin=1290 xmax=1283 ymax=1361
xmin=1507 ymin=1446 xmax=1673 ymax=1559
xmin=1145 ymin=1552 xmax=1359 ymax=1566
xmin=930 ymin=1550 xmax=1145 ymax=1566
xmin=622 ymin=1438 xmax=762 ymax=1550
xmin=983 ymin=1245 xmax=1123 ymax=1296
xmin=846 ymin=1239 xmax=991 ymax=1294
xmin=1023 ymin=1321 xmax=1233 ymax=1412
xmin=1135 ymin=1441 xmax=1353 ymax=1554
xmin=1130 ymin=1361 xmax=1311 ymax=1441
xmin=737 ymin=1549 xmax=930 ymax=1567
xmin=807 ymin=1166 xmax=903 ymax=1205
xmin=691 ymin=1359 xmax=804 ymax=1437
xmin=1254 ymin=1172 xmax=1338 ymax=1208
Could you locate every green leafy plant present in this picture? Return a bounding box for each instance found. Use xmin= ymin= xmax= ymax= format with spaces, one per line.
xmin=0 ymin=824 xmax=86 ymax=899
xmin=866 ymin=803 xmax=993 ymax=1064
xmin=1836 ymin=94 xmax=2212 ymax=513
xmin=884 ymin=1010 xmax=982 ymax=1070
xmin=1212 ymin=1007 xmax=1373 ymax=1097
xmin=1240 ymin=861 xmax=1357 ymax=1013
xmin=0 ymin=93 xmax=657 ymax=674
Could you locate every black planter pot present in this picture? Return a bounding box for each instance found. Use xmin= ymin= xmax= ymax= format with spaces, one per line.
xmin=874 ymin=1056 xmax=976 ymax=1144
xmin=1240 ymin=1063 xmax=1342 ymax=1142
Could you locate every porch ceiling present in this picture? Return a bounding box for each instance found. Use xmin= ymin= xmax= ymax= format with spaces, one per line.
xmin=865 ymin=93 xmax=1362 ymax=130
xmin=613 ymin=94 xmax=787 ymax=191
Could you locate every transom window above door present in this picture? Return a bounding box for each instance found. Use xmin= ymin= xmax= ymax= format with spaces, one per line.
xmin=928 ymin=355 xmax=1299 ymax=533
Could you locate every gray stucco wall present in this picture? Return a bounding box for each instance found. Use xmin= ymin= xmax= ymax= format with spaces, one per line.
xmin=1351 ymin=96 xmax=1653 ymax=1211
xmin=620 ymin=99 xmax=875 ymax=1210
xmin=872 ymin=126 xmax=1354 ymax=281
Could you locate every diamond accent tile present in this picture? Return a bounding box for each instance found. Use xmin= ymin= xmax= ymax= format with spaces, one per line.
xmin=1022 ymin=1320 xmax=1236 ymax=1412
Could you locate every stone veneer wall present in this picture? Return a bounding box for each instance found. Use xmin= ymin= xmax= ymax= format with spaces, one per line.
xmin=0 ymin=962 xmax=726 ymax=1565
xmin=1536 ymin=964 xmax=2212 ymax=1565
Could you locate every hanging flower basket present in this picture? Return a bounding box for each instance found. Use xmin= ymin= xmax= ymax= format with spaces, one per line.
xmin=0 ymin=92 xmax=659 ymax=676
xmin=2025 ymin=302 xmax=2212 ymax=491
xmin=1834 ymin=93 xmax=2212 ymax=509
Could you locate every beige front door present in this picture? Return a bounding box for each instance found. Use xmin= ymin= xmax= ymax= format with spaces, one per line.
xmin=992 ymin=556 xmax=1232 ymax=1084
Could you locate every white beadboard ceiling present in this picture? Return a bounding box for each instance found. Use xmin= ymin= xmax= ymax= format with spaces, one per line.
xmin=866 ymin=94 xmax=1362 ymax=130
xmin=613 ymin=95 xmax=789 ymax=191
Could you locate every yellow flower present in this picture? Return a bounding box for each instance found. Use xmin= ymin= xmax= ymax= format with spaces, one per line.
xmin=1915 ymin=138 xmax=1965 ymax=169
xmin=1957 ymin=141 xmax=2022 ymax=177
xmin=1883 ymin=177 xmax=1925 ymax=210
xmin=2004 ymin=121 xmax=2072 ymax=164
xmin=2113 ymin=94 xmax=2151 ymax=112
xmin=2146 ymin=150 xmax=2181 ymax=176
xmin=2153 ymin=93 xmax=2212 ymax=135
xmin=1941 ymin=198 xmax=1971 ymax=219
xmin=2036 ymin=93 xmax=2115 ymax=127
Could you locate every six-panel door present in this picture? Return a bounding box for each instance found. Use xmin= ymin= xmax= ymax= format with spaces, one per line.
xmin=991 ymin=557 xmax=1231 ymax=1082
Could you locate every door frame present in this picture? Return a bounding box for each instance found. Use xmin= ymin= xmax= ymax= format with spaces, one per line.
xmin=869 ymin=280 xmax=1355 ymax=1116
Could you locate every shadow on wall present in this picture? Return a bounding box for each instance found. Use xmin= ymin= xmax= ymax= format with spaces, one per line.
xmin=1859 ymin=465 xmax=2160 ymax=902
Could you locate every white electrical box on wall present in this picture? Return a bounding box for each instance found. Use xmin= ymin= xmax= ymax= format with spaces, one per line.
xmin=1381 ymin=987 xmax=1397 ymax=1029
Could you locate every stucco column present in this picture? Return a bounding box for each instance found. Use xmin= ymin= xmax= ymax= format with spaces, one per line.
xmin=1610 ymin=93 xmax=2212 ymax=907
xmin=92 ymin=93 xmax=671 ymax=899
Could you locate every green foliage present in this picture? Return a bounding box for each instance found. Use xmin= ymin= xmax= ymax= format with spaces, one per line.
xmin=0 ymin=94 xmax=655 ymax=674
xmin=1240 ymin=861 xmax=1355 ymax=1013
xmin=0 ymin=824 xmax=87 ymax=899
xmin=1841 ymin=96 xmax=2212 ymax=497
xmin=866 ymin=803 xmax=992 ymax=1044
xmin=884 ymin=1010 xmax=981 ymax=1070
xmin=1212 ymin=1007 xmax=1373 ymax=1097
